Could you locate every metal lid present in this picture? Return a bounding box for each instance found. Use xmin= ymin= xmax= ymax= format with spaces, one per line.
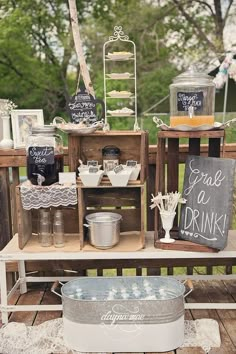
xmin=172 ymin=66 xmax=213 ymax=85
xmin=31 ymin=125 xmax=56 ymax=135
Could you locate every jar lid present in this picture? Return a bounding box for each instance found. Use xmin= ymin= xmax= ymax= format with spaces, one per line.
xmin=32 ymin=125 xmax=56 ymax=135
xmin=173 ymin=66 xmax=213 ymax=84
xmin=102 ymin=145 xmax=120 ymax=156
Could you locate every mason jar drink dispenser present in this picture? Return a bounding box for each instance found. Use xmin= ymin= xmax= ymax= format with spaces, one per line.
xmin=26 ymin=125 xmax=64 ymax=186
xmin=169 ymin=67 xmax=215 ymax=127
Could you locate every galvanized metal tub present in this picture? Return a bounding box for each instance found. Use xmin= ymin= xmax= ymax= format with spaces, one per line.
xmin=52 ymin=276 xmax=193 ymax=352
xmin=84 ymin=212 xmax=122 ymax=249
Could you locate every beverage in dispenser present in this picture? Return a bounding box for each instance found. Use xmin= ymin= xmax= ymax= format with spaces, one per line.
xmin=169 ymin=67 xmax=215 ymax=127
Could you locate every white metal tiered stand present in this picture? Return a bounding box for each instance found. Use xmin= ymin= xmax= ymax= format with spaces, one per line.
xmin=103 ymin=25 xmax=140 ymax=131
xmin=2 ymin=232 xmax=236 ymax=324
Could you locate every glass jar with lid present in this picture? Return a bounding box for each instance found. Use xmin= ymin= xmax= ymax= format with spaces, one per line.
xmin=102 ymin=145 xmax=120 ymax=174
xmin=26 ymin=125 xmax=64 ymax=186
xmin=169 ymin=67 xmax=215 ymax=127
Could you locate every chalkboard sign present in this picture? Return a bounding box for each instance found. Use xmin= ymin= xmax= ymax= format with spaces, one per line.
xmin=87 ymin=160 xmax=98 ymax=166
xmin=179 ymin=155 xmax=235 ymax=250
xmin=89 ymin=166 xmax=99 ymax=174
xmin=177 ymin=91 xmax=203 ymax=112
xmin=28 ymin=147 xmax=54 ymax=165
xmin=114 ymin=164 xmax=124 ymax=174
xmin=67 ymin=87 xmax=105 ymax=124
xmin=126 ymin=160 xmax=137 ymax=167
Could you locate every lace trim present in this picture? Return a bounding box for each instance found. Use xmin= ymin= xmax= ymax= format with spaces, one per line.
xmin=0 ymin=318 xmax=221 ymax=354
xmin=20 ymin=181 xmax=77 ymax=210
xmin=183 ymin=319 xmax=221 ymax=353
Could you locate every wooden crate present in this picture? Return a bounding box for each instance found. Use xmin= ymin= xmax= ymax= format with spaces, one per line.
xmin=68 ymin=130 xmax=149 ymax=184
xmin=78 ymin=185 xmax=146 ymax=250
xmin=154 ymin=129 xmax=225 ymax=248
xmin=16 ymin=187 xmax=80 ymax=250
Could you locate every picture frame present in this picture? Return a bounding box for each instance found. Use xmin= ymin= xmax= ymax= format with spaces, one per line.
xmin=11 ymin=109 xmax=44 ymax=149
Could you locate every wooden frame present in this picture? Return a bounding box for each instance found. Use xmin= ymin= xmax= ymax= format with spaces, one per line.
xmin=11 ymin=109 xmax=44 ymax=149
xmin=68 ymin=130 xmax=149 ymax=184
xmin=78 ymin=185 xmax=146 ymax=250
xmin=16 ymin=186 xmax=80 ymax=250
xmin=154 ymin=129 xmax=226 ymax=249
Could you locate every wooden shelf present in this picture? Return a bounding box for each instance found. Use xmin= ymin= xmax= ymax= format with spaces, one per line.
xmin=77 ymin=177 xmax=143 ymax=187
xmin=19 ymin=233 xmax=81 ymax=253
xmin=78 ymin=185 xmax=146 ymax=249
xmin=82 ymin=231 xmax=143 ymax=252
xmin=68 ymin=130 xmax=149 ymax=184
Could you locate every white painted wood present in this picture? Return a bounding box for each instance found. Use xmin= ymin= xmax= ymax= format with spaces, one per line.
xmin=185 ymin=303 xmax=236 ymax=310
xmin=25 ymin=276 xmax=78 ymax=282
xmin=0 ymin=261 xmax=8 ymax=324
xmin=1 ymin=231 xmax=236 ymax=324
xmin=1 ymin=231 xmax=236 ymax=261
xmin=7 ymin=278 xmax=21 ymax=299
xmin=18 ymin=260 xmax=27 ymax=294
xmin=1 ymin=304 xmax=62 ymax=312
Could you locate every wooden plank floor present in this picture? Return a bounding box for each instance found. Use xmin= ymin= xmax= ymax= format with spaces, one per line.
xmin=1 ymin=280 xmax=236 ymax=353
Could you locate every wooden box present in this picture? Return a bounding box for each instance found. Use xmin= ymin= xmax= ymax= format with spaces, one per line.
xmin=78 ymin=185 xmax=145 ymax=251
xmin=16 ymin=186 xmax=80 ymax=250
xmin=68 ymin=130 xmax=149 ymax=184
xmin=154 ymin=129 xmax=225 ymax=249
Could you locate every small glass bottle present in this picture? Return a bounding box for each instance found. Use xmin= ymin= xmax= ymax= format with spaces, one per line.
xmin=38 ymin=209 xmax=52 ymax=247
xmin=53 ymin=210 xmax=65 ymax=247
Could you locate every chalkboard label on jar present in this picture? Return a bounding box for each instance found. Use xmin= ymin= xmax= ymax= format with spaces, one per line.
xmin=28 ymin=146 xmax=54 ymax=165
xmin=177 ymin=91 xmax=203 ymax=112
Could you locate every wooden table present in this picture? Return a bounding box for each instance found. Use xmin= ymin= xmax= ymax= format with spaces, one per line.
xmin=1 ymin=231 xmax=236 ymax=324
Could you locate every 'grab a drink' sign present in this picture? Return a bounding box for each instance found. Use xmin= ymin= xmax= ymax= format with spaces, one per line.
xmin=179 ymin=155 xmax=235 ymax=250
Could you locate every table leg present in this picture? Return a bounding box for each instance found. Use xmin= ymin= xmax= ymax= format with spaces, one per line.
xmin=18 ymin=260 xmax=27 ymax=294
xmin=0 ymin=260 xmax=8 ymax=324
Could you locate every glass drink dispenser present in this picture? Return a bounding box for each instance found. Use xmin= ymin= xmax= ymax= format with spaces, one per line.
xmin=26 ymin=125 xmax=64 ymax=186
xmin=169 ymin=67 xmax=215 ymax=127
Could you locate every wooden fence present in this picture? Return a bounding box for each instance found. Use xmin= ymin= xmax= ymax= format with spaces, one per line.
xmin=1 ymin=142 xmax=236 ymax=275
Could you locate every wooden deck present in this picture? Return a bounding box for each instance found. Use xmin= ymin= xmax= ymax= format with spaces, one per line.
xmin=1 ymin=280 xmax=236 ymax=353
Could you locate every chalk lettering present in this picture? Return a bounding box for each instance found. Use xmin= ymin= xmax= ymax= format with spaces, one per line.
xmin=177 ymin=91 xmax=203 ymax=112
xmin=184 ymin=159 xmax=225 ymax=195
xmin=28 ymin=147 xmax=54 ymax=165
xmin=197 ymin=190 xmax=210 ymax=204
xmin=183 ymin=206 xmax=227 ymax=238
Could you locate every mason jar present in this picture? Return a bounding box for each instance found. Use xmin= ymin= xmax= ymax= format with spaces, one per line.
xmin=169 ymin=67 xmax=215 ymax=127
xmin=102 ymin=145 xmax=120 ymax=174
xmin=26 ymin=125 xmax=64 ymax=186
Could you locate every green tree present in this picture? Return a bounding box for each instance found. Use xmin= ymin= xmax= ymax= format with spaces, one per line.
xmin=167 ymin=0 xmax=236 ymax=65
xmin=0 ymin=0 xmax=109 ymax=120
xmin=0 ymin=0 xmax=235 ymax=123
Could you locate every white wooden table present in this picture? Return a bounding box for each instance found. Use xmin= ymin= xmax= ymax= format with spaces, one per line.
xmin=1 ymin=232 xmax=236 ymax=324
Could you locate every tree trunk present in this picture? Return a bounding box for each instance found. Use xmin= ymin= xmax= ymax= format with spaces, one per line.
xmin=213 ymin=0 xmax=224 ymax=56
